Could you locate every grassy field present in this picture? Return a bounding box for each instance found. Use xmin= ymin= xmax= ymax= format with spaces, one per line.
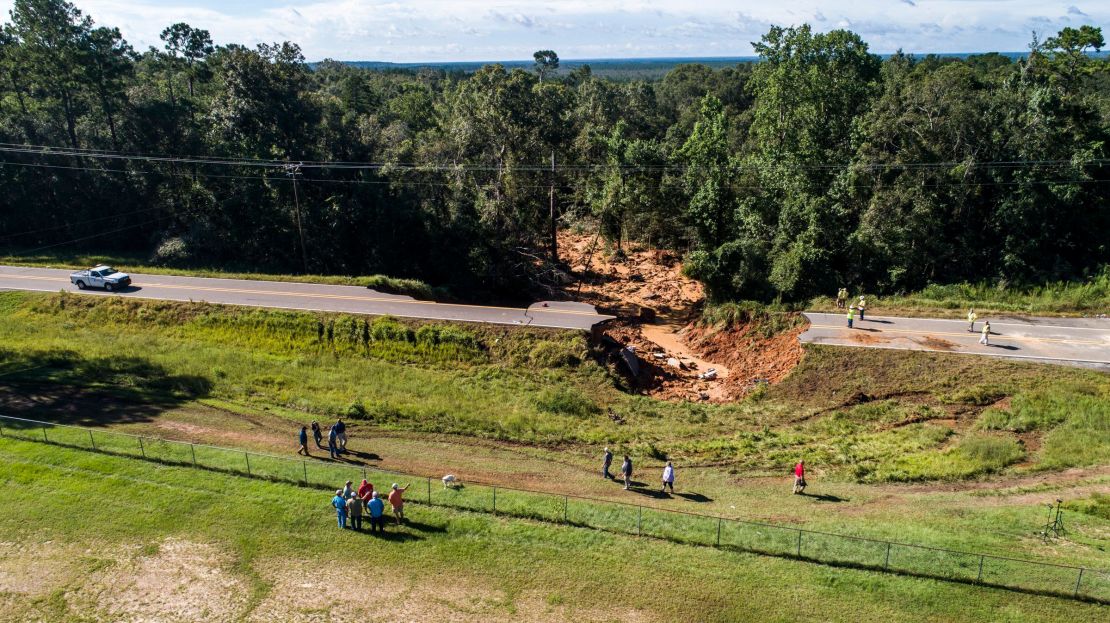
xmin=1 ymin=290 xmax=1107 ymax=481
xmin=0 ymin=438 xmax=1105 ymax=623
xmin=806 ymin=271 xmax=1110 ymax=318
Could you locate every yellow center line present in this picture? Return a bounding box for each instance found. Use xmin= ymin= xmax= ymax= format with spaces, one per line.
xmin=0 ymin=274 xmax=604 ymax=317
xmin=809 ymin=324 xmax=1105 ymax=346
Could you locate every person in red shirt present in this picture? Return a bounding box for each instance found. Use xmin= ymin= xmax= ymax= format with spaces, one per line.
xmin=792 ymin=460 xmax=806 ymax=494
xmin=357 ymin=479 xmax=374 ymax=510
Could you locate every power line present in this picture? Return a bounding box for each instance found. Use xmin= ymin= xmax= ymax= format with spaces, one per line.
xmin=1 ymin=143 xmax=1107 ymax=173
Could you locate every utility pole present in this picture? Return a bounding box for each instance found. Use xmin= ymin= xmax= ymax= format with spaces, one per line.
xmin=549 ymin=150 xmax=557 ymax=265
xmin=284 ymin=162 xmax=309 ymax=275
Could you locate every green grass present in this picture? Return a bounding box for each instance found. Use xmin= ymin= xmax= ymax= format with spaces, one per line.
xmin=807 ymin=270 xmax=1110 ymax=317
xmin=0 ymin=438 xmax=1106 ymax=622
xmin=0 ymin=250 xmax=447 ymax=300
xmin=2 ymin=291 xmax=1108 ymax=482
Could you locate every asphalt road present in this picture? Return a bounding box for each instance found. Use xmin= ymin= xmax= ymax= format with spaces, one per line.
xmin=801 ymin=312 xmax=1110 ymax=367
xmin=0 ymin=266 xmax=614 ymax=330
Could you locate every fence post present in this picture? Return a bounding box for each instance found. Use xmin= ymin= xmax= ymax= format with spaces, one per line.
xmin=363 ymin=467 xmax=367 ymax=482
xmin=190 ymin=444 xmax=197 ymax=467
xmin=42 ymin=424 xmax=49 ymax=442
xmin=303 ymin=461 xmax=309 ymax=486
xmin=796 ymin=530 xmax=803 ymax=557
xmin=244 ymin=453 xmax=251 ymax=476
xmin=138 ymin=436 xmax=145 ymax=458
xmin=564 ymin=496 xmax=568 ymax=524
xmin=88 ymin=429 xmax=96 ymax=450
xmin=976 ymin=556 xmax=985 ymax=583
xmin=1074 ymin=568 xmax=1084 ymax=597
xmin=492 ymin=486 xmax=497 ymax=514
xmin=427 ymin=477 xmax=431 ymax=504
xmin=637 ymin=506 xmax=642 ymax=536
xmin=884 ymin=542 xmax=892 ymax=569
xmin=716 ymin=518 xmax=722 ymax=547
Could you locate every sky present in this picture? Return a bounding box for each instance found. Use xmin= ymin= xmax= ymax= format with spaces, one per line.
xmin=1 ymin=0 xmax=1106 ymax=62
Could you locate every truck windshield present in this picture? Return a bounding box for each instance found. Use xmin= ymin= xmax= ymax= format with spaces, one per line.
xmin=99 ymin=268 xmax=116 ymax=276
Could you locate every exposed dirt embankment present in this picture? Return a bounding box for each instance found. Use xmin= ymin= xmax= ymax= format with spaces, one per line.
xmin=560 ymin=231 xmax=807 ymax=402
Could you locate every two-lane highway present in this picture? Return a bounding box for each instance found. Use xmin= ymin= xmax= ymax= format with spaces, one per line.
xmin=0 ymin=266 xmax=614 ymax=330
xmin=801 ymin=312 xmax=1110 ymax=367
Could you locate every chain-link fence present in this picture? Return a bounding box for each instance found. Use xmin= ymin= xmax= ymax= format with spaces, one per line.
xmin=1 ymin=414 xmax=1105 ymax=603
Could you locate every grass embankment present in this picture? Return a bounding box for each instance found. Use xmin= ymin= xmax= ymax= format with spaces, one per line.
xmin=807 ymin=272 xmax=1110 ymax=318
xmin=1 ymin=291 xmax=1107 ymax=484
xmin=0 ymin=250 xmax=446 ymax=299
xmin=0 ymin=439 xmax=1104 ymax=623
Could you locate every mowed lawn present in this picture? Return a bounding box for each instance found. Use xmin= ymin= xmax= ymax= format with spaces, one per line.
xmin=0 ymin=438 xmax=1104 ymax=623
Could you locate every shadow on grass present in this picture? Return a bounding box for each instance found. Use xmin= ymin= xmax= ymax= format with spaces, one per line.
xmin=0 ymin=348 xmax=210 ymax=428
xmin=800 ymin=492 xmax=849 ymax=503
xmin=351 ymin=528 xmax=425 ymax=542
xmin=674 ymin=492 xmax=713 ymax=503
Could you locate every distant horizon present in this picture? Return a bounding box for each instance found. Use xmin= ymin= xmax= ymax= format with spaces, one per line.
xmin=1 ymin=1 xmax=1105 ymax=65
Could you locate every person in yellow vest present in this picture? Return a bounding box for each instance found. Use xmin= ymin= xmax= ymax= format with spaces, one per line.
xmin=847 ymin=305 xmax=856 ymax=329
xmin=967 ymin=309 xmax=977 ymax=332
xmin=836 ymin=288 xmax=847 ymax=309
xmin=857 ymin=296 xmax=867 ymax=321
xmin=979 ymin=320 xmax=991 ymax=345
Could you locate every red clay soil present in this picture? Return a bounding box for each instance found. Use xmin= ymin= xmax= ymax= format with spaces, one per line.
xmin=684 ymin=320 xmax=807 ymax=399
xmin=561 ymin=230 xmax=808 ymax=402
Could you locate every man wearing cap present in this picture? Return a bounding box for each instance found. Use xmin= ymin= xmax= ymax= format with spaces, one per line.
xmin=331 ymin=489 xmax=347 ymax=529
xmin=346 ymin=491 xmax=363 ymax=530
xmin=388 ymin=483 xmax=410 ymax=526
xmin=602 ymin=447 xmax=613 ymax=480
xmin=368 ymin=491 xmax=386 ymax=533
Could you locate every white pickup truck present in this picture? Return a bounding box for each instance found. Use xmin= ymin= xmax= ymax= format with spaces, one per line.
xmin=70 ymin=265 xmax=132 ymax=291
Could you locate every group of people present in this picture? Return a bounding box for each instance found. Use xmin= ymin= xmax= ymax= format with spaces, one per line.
xmin=844 ymin=294 xmax=867 ymax=328
xmin=602 ymin=447 xmax=676 ymax=493
xmin=968 ymin=309 xmax=992 ymax=345
xmin=298 ymin=418 xmax=350 ymax=459
xmin=330 ymin=479 xmax=410 ymax=532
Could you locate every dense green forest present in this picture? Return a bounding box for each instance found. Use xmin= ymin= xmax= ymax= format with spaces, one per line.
xmin=1 ymin=0 xmax=1107 ymax=301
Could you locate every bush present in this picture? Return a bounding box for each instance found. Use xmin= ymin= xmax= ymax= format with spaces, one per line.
xmin=532 ymin=387 xmax=599 ymax=418
xmin=370 ymin=317 xmax=413 ymax=343
xmin=346 ymin=400 xmax=369 ymax=420
xmin=151 ymin=236 xmax=192 ymax=266
xmin=528 ymin=341 xmax=582 ymax=368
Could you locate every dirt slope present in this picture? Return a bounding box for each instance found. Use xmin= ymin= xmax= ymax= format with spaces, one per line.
xmin=558 ymin=230 xmax=806 ymax=401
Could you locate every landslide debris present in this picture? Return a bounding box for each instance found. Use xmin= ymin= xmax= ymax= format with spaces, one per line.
xmin=558 ymin=230 xmax=807 ymax=402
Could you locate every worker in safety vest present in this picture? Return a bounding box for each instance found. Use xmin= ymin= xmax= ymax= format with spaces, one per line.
xmin=979 ymin=321 xmax=991 ymax=345
xmin=967 ymin=309 xmax=978 ymax=333
xmin=847 ymin=305 xmax=856 ymax=329
xmin=857 ymin=296 xmax=867 ymax=321
xmin=836 ymin=288 xmax=847 ymax=309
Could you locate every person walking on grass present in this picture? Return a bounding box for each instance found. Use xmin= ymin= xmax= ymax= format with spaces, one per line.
xmin=368 ymin=491 xmax=386 ymax=533
xmin=847 ymin=305 xmax=856 ymax=329
xmin=346 ymin=492 xmax=363 ymax=531
xmin=332 ymin=489 xmax=348 ymax=529
xmin=327 ymin=425 xmax=339 ymax=459
xmin=661 ymin=461 xmax=675 ymax=494
xmin=621 ymin=455 xmax=633 ymax=490
xmin=335 ymin=418 xmax=348 ymax=453
xmin=389 ymin=483 xmax=409 ymax=525
xmin=967 ymin=309 xmax=978 ymax=333
xmin=792 ymin=460 xmax=806 ymax=495
xmin=857 ymin=296 xmax=867 ymax=321
xmin=979 ymin=321 xmax=991 ymax=346
xmin=602 ymin=447 xmax=614 ymax=480
xmin=297 ymin=426 xmax=310 ymax=456
xmin=311 ymin=420 xmax=323 ymax=448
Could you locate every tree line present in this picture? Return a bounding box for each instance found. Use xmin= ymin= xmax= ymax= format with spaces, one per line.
xmin=1 ymin=0 xmax=1107 ymax=301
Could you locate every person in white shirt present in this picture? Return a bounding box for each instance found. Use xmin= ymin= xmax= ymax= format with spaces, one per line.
xmin=661 ymin=461 xmax=675 ymax=494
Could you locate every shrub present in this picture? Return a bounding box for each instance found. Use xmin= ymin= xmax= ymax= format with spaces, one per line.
xmin=346 ymin=400 xmax=369 ymax=420
xmin=370 ymin=317 xmax=413 ymax=343
xmin=531 ymin=387 xmax=599 ymax=418
xmin=528 ymin=341 xmax=581 ymax=368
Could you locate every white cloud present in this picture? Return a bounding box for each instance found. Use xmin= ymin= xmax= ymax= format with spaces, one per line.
xmin=0 ymin=1 xmax=1106 ymax=61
